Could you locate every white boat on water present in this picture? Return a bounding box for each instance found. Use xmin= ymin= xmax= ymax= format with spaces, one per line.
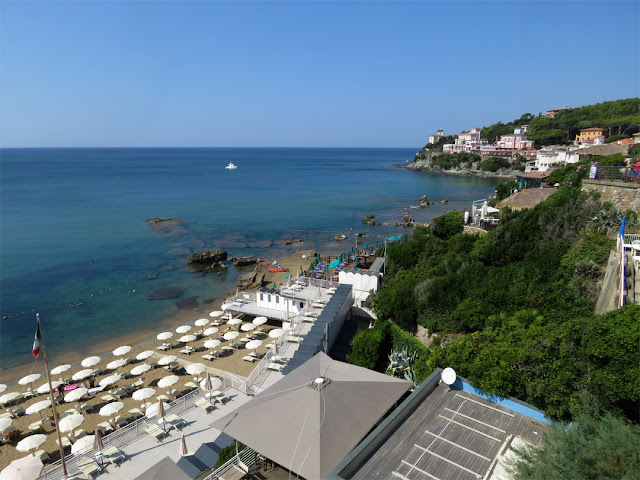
xmin=225 ymin=162 xmax=238 ymax=170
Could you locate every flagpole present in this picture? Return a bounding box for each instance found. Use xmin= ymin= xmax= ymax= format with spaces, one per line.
xmin=36 ymin=313 xmax=68 ymax=477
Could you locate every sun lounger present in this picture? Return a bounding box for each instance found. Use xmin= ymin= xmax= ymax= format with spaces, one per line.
xmin=101 ymin=394 xmax=117 ymax=403
xmin=56 ymin=436 xmax=72 ymax=448
xmin=103 ymin=445 xmax=126 ymax=466
xmin=179 ymin=349 xmax=193 ymax=355
xmin=28 ymin=420 xmax=44 ymax=433
xmin=221 ymin=346 xmax=235 ymax=353
xmin=156 ymin=344 xmax=170 ymax=351
xmin=79 ymin=403 xmax=94 ymax=413
xmin=164 ymin=413 xmax=186 ymax=430
xmin=210 ymin=390 xmax=229 ymax=403
xmin=144 ymin=424 xmax=166 ymax=442
xmin=266 ymin=362 xmax=284 ymax=372
xmin=202 ymin=354 xmax=216 ymax=361
xmin=128 ymin=408 xmax=144 ymax=419
xmin=156 ymin=394 xmax=171 ymax=403
xmin=168 ymin=388 xmax=183 ymax=399
xmin=21 ymin=391 xmax=35 ymax=400
xmin=112 ymin=415 xmax=129 ymax=428
xmin=97 ymin=422 xmax=113 ymax=434
xmin=34 ymin=449 xmax=50 ymax=463
xmin=242 ymin=355 xmax=257 ymax=363
xmin=72 ymin=428 xmax=87 ymax=440
xmin=287 ymin=335 xmax=303 ymax=343
xmin=9 ymin=407 xmax=25 ymax=417
xmin=184 ymin=382 xmax=198 ymax=390
xmin=194 ymin=397 xmax=215 ymax=413
xmin=78 ymin=457 xmax=102 ymax=478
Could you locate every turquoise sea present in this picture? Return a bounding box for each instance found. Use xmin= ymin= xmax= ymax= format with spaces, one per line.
xmin=0 ymin=148 xmax=501 ymax=368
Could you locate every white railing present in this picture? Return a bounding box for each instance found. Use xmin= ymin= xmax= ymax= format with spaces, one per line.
xmin=202 ymin=446 xmax=258 ymax=480
xmin=40 ymin=388 xmax=203 ymax=479
xmin=623 ymin=234 xmax=640 ymax=247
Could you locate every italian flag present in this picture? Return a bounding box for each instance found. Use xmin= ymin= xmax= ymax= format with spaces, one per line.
xmin=32 ymin=324 xmax=42 ymax=358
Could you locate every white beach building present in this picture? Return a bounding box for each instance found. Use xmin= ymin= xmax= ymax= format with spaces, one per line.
xmin=338 ymin=257 xmax=385 ymax=308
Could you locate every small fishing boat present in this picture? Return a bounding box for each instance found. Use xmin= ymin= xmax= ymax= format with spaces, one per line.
xmin=268 ymin=267 xmax=289 ymax=272
xmin=225 ymin=162 xmax=238 ymax=170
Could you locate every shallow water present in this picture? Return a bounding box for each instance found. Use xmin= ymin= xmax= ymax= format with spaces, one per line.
xmin=0 ymin=147 xmax=500 ymax=367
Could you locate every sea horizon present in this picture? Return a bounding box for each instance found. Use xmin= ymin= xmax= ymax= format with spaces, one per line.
xmin=0 ymin=147 xmax=502 ymax=369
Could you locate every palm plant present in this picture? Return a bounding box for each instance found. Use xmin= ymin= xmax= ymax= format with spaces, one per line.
xmin=386 ymin=346 xmax=418 ymax=385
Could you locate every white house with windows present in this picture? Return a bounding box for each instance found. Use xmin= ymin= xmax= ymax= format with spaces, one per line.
xmin=443 ymin=127 xmax=489 ymax=153
xmin=496 ymin=128 xmax=535 ymax=150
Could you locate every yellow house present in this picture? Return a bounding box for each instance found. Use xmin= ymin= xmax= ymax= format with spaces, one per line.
xmin=575 ymin=127 xmax=605 ymax=143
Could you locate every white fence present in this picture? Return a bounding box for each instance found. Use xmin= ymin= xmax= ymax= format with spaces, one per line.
xmin=40 ymin=388 xmax=203 ymax=479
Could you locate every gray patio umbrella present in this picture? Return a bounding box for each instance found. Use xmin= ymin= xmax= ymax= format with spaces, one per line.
xmin=134 ymin=456 xmax=190 ymax=480
xmin=211 ymin=352 xmax=411 ymax=480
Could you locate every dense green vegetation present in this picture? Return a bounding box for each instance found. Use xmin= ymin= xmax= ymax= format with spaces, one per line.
xmin=214 ymin=441 xmax=246 ymax=468
xmin=508 ymin=399 xmax=640 ymax=480
xmin=481 ymin=98 xmax=640 ymax=147
xmin=348 ymin=181 xmax=639 ymax=424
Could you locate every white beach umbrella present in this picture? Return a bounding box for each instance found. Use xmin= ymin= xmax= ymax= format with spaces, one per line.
xmin=253 ymin=316 xmax=268 ymax=326
xmin=112 ymin=345 xmax=131 ymax=357
xmin=0 ymin=392 xmax=20 ymax=405
xmin=223 ymin=331 xmax=239 ymax=341
xmin=16 ymin=434 xmax=46 ymax=452
xmin=209 ymin=310 xmax=224 ymax=318
xmin=132 ymin=388 xmax=155 ymax=401
xmin=185 ymin=363 xmax=206 ymax=375
xmin=64 ymin=387 xmax=88 ymax=403
xmin=194 ymin=318 xmax=209 ymax=327
xmin=203 ymin=327 xmax=219 ymax=336
xmin=35 ymin=381 xmax=62 ymax=395
xmin=245 ymin=339 xmax=263 ymax=350
xmin=204 ymin=339 xmax=221 ymax=350
xmin=0 ymin=384 xmax=6 ymax=394
xmin=71 ymin=434 xmax=95 ymax=454
xmin=106 ymin=359 xmax=127 ymax=370
xmin=131 ymin=364 xmax=151 ymax=376
xmin=145 ymin=401 xmax=170 ymax=418
xmin=157 ymin=375 xmax=179 ymax=389
xmin=58 ymin=413 xmax=84 ymax=433
xmin=158 ymin=355 xmax=177 ymax=366
xmin=98 ymin=373 xmax=122 ymax=388
xmin=240 ymin=323 xmax=256 ymax=332
xmin=72 ymin=368 xmax=94 ymax=381
xmin=25 ymin=400 xmax=50 ymax=416
xmin=227 ymin=318 xmax=242 ymax=326
xmin=199 ymin=376 xmax=222 ymax=391
xmin=51 ymin=364 xmax=71 ymax=375
xmin=179 ymin=334 xmax=197 ymax=344
xmin=176 ymin=325 xmax=192 ymax=334
xmin=136 ymin=350 xmax=155 ymax=361
xmin=99 ymin=402 xmax=124 ymax=417
xmin=157 ymin=331 xmax=173 ymax=341
xmin=269 ymin=328 xmax=285 ymax=339
xmin=18 ymin=374 xmax=42 ymax=386
xmin=81 ymin=356 xmax=101 ymax=368
xmin=0 ymin=417 xmax=13 ymax=433
xmin=1 ymin=455 xmax=44 ymax=480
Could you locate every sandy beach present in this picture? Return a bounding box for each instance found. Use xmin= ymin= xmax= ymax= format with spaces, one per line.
xmin=0 ymin=247 xmax=325 ymax=469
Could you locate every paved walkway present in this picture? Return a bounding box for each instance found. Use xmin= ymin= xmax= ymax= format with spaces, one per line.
xmin=62 ymin=390 xmax=252 ymax=479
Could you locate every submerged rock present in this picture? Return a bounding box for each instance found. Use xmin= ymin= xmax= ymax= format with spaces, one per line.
xmin=232 ymin=256 xmax=257 ymax=267
xmin=147 ymin=286 xmax=185 ymax=300
xmin=335 ymin=233 xmax=347 ymax=240
xmin=145 ymin=218 xmax=191 ymax=235
xmin=362 ymin=214 xmax=376 ymax=225
xmin=175 ymin=297 xmax=199 ymax=310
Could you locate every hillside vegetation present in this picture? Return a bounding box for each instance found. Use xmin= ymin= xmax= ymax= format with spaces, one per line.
xmin=481 ymin=98 xmax=640 ymax=146
xmin=348 ymin=179 xmax=639 ymax=423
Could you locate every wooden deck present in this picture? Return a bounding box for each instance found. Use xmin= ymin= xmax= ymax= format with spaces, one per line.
xmin=351 ymin=383 xmax=546 ymax=480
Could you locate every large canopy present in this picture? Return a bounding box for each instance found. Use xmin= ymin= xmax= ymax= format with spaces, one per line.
xmin=211 ymin=352 xmax=411 ymax=480
xmin=134 ymin=456 xmax=190 ymax=480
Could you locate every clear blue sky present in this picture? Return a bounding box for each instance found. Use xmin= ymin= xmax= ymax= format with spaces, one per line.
xmin=1 ymin=0 xmax=638 ymax=148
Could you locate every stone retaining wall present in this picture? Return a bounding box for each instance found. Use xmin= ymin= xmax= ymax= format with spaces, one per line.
xmin=582 ymin=179 xmax=640 ymax=212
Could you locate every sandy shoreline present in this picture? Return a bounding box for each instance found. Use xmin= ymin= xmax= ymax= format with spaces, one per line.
xmin=0 ymin=248 xmax=318 ymax=386
xmin=0 ymin=246 xmax=330 ymax=469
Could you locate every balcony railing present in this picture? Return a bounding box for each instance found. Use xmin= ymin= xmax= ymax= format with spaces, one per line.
xmin=589 ymin=165 xmax=638 ymax=183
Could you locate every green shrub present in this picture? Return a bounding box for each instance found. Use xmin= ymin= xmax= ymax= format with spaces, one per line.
xmin=480 ymin=157 xmax=510 ymax=172
xmin=215 ymin=442 xmax=246 ymax=469
xmin=431 ymin=211 xmax=463 ymax=240
xmin=347 ymin=321 xmax=391 ymax=371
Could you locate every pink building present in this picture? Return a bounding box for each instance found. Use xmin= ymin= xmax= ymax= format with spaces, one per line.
xmin=443 ymin=127 xmax=488 ymax=153
xmin=495 ymin=127 xmax=535 ymax=150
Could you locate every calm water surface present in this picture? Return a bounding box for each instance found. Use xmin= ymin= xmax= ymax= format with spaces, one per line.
xmin=0 ymin=148 xmax=500 ymax=367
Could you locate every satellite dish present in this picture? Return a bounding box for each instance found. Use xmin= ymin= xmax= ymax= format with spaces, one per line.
xmin=441 ymin=367 xmax=457 ymax=386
